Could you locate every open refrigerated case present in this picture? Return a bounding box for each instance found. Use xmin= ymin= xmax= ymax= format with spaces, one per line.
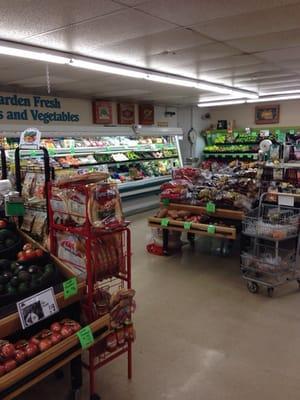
xmin=1 ymin=125 xmax=183 ymax=216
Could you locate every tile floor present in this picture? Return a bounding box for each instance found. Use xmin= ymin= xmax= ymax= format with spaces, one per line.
xmin=18 ymin=212 xmax=300 ymax=400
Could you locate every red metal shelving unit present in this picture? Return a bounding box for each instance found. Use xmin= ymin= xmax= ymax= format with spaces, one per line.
xmin=47 ymin=180 xmax=133 ymax=400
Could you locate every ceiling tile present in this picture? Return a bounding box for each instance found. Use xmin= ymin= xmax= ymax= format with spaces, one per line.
xmin=24 ymin=9 xmax=175 ymax=53
xmin=0 ymin=0 xmax=123 ymax=40
xmin=255 ymin=46 xmax=300 ymax=62
xmin=228 ymin=28 xmax=300 ymax=53
xmin=192 ymin=3 xmax=300 ymax=41
xmin=136 ymin=0 xmax=300 ymax=26
xmin=90 ymin=28 xmax=212 ymax=66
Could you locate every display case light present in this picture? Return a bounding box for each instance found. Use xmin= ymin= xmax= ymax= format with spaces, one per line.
xmin=197 ymin=100 xmax=246 ymax=107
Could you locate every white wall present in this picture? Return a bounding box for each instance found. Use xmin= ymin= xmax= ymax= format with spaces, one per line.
xmin=208 ymin=99 xmax=300 ymax=129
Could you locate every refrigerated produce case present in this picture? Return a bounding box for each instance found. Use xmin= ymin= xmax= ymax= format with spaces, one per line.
xmin=1 ymin=125 xmax=183 ymax=215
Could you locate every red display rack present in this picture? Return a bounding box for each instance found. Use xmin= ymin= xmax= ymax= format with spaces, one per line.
xmin=47 ymin=180 xmax=133 ymax=400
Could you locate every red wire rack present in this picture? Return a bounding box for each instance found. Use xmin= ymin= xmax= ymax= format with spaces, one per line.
xmin=47 ymin=180 xmax=133 ymax=399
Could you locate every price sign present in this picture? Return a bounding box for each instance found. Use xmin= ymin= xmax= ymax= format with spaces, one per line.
xmin=276 ymin=130 xmax=286 ymax=143
xmin=17 ymin=287 xmax=59 ymax=330
xmin=160 ymin=218 xmax=169 ymax=227
xmin=76 ymin=326 xmax=94 ymax=349
xmin=63 ymin=277 xmax=78 ymax=299
xmin=70 ymin=145 xmax=75 ymax=155
xmin=207 ymin=225 xmax=216 ymax=234
xmin=162 ymin=198 xmax=170 ymax=206
xmin=290 ymin=129 xmax=295 ymax=135
xmin=30 ymin=149 xmax=37 ymax=157
xmin=183 ymin=221 xmax=192 ymax=230
xmin=206 ymin=202 xmax=216 ymax=213
xmin=20 ymin=127 xmax=41 ymax=149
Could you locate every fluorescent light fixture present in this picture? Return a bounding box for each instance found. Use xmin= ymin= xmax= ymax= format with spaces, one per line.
xmin=197 ymin=99 xmax=246 ymax=107
xmin=70 ymin=59 xmax=148 ymax=79
xmin=260 ymin=90 xmax=300 ymax=96
xmin=198 ymin=94 xmax=248 ymax=102
xmin=145 ymin=74 xmax=196 ymax=88
xmin=0 ymin=45 xmax=69 ymax=64
xmin=0 ymin=40 xmax=259 ymax=97
xmin=247 ymin=94 xmax=300 ymax=103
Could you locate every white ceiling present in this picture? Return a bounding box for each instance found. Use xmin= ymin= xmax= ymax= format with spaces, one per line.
xmin=1 ymin=0 xmax=300 ymax=104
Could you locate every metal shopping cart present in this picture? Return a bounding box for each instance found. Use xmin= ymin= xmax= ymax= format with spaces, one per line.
xmin=241 ymin=192 xmax=300 ymax=296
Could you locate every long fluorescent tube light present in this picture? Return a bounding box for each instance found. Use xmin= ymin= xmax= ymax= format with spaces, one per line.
xmin=0 ymin=40 xmax=258 ymax=97
xmin=247 ymin=94 xmax=300 ymax=103
xmin=260 ymin=90 xmax=300 ymax=96
xmin=197 ymin=100 xmax=246 ymax=107
xmin=70 ymin=59 xmax=148 ymax=79
xmin=0 ymin=45 xmax=69 ymax=64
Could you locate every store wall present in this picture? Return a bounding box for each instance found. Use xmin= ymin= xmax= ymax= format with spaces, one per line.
xmin=0 ymin=91 xmax=177 ymax=128
xmin=208 ymin=99 xmax=300 ymax=129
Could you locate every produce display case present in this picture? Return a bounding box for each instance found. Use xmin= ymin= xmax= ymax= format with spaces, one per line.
xmin=1 ymin=125 xmax=183 ymax=216
xmin=0 ymin=229 xmax=110 ymax=400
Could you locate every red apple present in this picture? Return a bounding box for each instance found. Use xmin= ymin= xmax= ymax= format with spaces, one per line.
xmin=4 ymin=359 xmax=17 ymax=373
xmin=29 ymin=336 xmax=40 ymax=346
xmin=15 ymin=349 xmax=27 ymax=365
xmin=0 ymin=220 xmax=7 ymax=229
xmin=15 ymin=340 xmax=28 ymax=350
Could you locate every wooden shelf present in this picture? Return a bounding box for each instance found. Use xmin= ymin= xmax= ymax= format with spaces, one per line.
xmin=148 ymin=217 xmax=236 ymax=240
xmin=0 ymin=314 xmax=111 ymax=399
xmin=160 ymin=202 xmax=245 ymax=221
xmin=0 ymin=230 xmax=87 ymax=339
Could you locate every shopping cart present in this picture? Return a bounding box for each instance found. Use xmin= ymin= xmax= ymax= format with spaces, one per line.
xmin=241 ymin=192 xmax=300 ymax=296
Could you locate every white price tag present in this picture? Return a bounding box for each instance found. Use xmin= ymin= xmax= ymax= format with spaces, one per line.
xmin=278 ymin=194 xmax=294 ymax=207
xmin=17 ymin=287 xmax=59 ymax=329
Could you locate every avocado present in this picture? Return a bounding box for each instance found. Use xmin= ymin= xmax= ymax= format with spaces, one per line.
xmin=4 ymin=238 xmax=15 ymax=248
xmin=18 ymin=282 xmax=29 ymax=295
xmin=10 ymin=276 xmax=19 ymax=287
xmin=2 ymin=271 xmax=12 ymax=284
xmin=28 ymin=265 xmax=39 ymax=274
xmin=6 ymin=283 xmax=17 ymax=295
xmin=44 ymin=264 xmax=54 ymax=274
xmin=0 ymin=259 xmax=11 ymax=270
xmin=18 ymin=271 xmax=31 ymax=283
xmin=10 ymin=262 xmax=19 ymax=272
xmin=16 ymin=264 xmax=26 ymax=273
xmin=0 ymin=229 xmax=14 ymax=242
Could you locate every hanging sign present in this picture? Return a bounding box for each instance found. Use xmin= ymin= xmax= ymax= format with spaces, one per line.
xmin=20 ymin=127 xmax=41 ymax=149
xmin=17 ymin=287 xmax=59 ymax=329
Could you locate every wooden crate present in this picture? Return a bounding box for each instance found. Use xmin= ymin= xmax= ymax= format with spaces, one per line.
xmin=0 ymin=314 xmax=111 ymax=400
xmin=148 ymin=217 xmax=236 ymax=240
xmin=0 ymin=230 xmax=86 ymax=339
xmin=160 ymin=202 xmax=245 ymax=220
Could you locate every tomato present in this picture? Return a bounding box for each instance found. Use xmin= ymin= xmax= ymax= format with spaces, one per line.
xmin=34 ymin=249 xmax=44 ymax=258
xmin=50 ymin=333 xmax=62 ymax=345
xmin=4 ymin=359 xmax=17 ymax=373
xmin=17 ymin=251 xmax=24 ymax=259
xmin=61 ymin=325 xmax=73 ymax=338
xmin=50 ymin=322 xmax=61 ymax=333
xmin=24 ymin=249 xmax=35 ymax=259
xmin=18 ymin=256 xmax=26 ymax=262
xmin=0 ymin=220 xmax=7 ymax=229
xmin=25 ymin=343 xmax=39 ymax=359
xmin=15 ymin=349 xmax=27 ymax=364
xmin=1 ymin=343 xmax=15 ymax=359
xmin=0 ymin=363 xmax=5 ymax=376
xmin=39 ymin=338 xmax=52 ymax=352
xmin=23 ymin=243 xmax=33 ymax=251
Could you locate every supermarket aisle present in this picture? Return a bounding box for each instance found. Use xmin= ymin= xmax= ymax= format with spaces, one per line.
xmin=20 ymin=212 xmax=300 ymax=400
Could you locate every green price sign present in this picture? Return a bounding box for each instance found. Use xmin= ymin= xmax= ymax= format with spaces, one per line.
xmin=290 ymin=129 xmax=295 ymax=135
xmin=162 ymin=198 xmax=170 ymax=206
xmin=207 ymin=224 xmax=216 ymax=234
xmin=63 ymin=277 xmax=78 ymax=299
xmin=30 ymin=149 xmax=37 ymax=157
xmin=76 ymin=326 xmax=94 ymax=349
xmin=70 ymin=145 xmax=75 ymax=155
xmin=183 ymin=221 xmax=192 ymax=230
xmin=160 ymin=218 xmax=169 ymax=227
xmin=206 ymin=202 xmax=216 ymax=213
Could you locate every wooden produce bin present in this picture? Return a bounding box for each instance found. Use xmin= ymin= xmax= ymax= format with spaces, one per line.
xmin=0 ymin=229 xmax=107 ymax=400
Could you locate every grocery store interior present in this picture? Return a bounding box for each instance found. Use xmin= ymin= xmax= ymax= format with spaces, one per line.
xmin=0 ymin=1 xmax=299 ymax=400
